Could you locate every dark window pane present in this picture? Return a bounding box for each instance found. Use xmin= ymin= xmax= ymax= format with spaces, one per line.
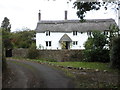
xmin=46 ymin=41 xmax=48 ymax=46
xmin=76 ymin=41 xmax=78 ymax=45
xmin=49 ymin=41 xmax=51 ymax=46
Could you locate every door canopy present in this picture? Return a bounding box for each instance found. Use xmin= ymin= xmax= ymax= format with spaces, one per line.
xmin=59 ymin=34 xmax=72 ymax=42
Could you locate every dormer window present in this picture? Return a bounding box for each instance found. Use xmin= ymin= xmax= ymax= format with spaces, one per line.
xmin=46 ymin=31 xmax=50 ymax=36
xmin=73 ymin=31 xmax=77 ymax=36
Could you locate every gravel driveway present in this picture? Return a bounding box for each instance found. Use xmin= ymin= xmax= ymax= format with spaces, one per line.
xmin=4 ymin=59 xmax=74 ymax=88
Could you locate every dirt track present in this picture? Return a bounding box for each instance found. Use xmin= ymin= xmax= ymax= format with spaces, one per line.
xmin=3 ymin=59 xmax=74 ymax=88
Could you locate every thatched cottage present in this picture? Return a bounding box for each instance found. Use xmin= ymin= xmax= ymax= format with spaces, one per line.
xmin=36 ymin=11 xmax=116 ymax=50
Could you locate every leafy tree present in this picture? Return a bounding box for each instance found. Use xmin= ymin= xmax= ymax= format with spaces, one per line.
xmin=108 ymin=24 xmax=120 ymax=49
xmin=46 ymin=0 xmax=119 ymax=21
xmin=73 ymin=1 xmax=119 ymax=21
xmin=1 ymin=17 xmax=13 ymax=50
xmin=74 ymin=2 xmax=101 ymax=21
xmin=84 ymin=30 xmax=109 ymax=62
xmin=1 ymin=17 xmax=11 ymax=32
xmin=11 ymin=30 xmax=36 ymax=48
xmin=1 ymin=17 xmax=12 ymax=72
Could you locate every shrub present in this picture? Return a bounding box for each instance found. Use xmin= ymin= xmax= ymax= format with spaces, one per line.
xmin=83 ymin=30 xmax=109 ymax=62
xmin=83 ymin=49 xmax=110 ymax=62
xmin=110 ymin=37 xmax=120 ymax=69
xmin=27 ymin=43 xmax=39 ymax=59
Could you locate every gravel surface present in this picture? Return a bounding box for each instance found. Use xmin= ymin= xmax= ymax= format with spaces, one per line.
xmin=3 ymin=59 xmax=74 ymax=88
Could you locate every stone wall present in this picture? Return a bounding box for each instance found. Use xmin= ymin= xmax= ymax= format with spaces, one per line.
xmin=12 ymin=49 xmax=84 ymax=62
xmin=12 ymin=48 xmax=28 ymax=58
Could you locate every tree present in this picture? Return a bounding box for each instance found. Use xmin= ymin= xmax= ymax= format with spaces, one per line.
xmin=84 ymin=30 xmax=109 ymax=62
xmin=73 ymin=1 xmax=119 ymax=21
xmin=1 ymin=17 xmax=11 ymax=32
xmin=1 ymin=17 xmax=12 ymax=72
xmin=11 ymin=30 xmax=36 ymax=48
xmin=46 ymin=0 xmax=119 ymax=21
xmin=108 ymin=24 xmax=120 ymax=49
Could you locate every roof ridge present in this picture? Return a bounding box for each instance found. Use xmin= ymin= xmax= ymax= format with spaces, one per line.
xmin=38 ymin=19 xmax=115 ymax=24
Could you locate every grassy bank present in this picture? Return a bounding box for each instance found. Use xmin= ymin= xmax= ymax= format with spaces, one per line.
xmin=8 ymin=57 xmax=118 ymax=72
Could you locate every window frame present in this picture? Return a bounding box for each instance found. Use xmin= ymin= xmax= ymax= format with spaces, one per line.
xmin=46 ymin=31 xmax=50 ymax=36
xmin=46 ymin=41 xmax=52 ymax=47
xmin=73 ymin=41 xmax=78 ymax=45
xmin=73 ymin=31 xmax=77 ymax=36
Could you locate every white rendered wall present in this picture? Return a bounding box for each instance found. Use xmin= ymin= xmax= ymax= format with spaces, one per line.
xmin=36 ymin=32 xmax=88 ymax=50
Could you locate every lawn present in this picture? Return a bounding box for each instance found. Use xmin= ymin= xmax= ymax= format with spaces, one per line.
xmin=49 ymin=62 xmax=111 ymax=71
xmin=9 ymin=57 xmax=117 ymax=72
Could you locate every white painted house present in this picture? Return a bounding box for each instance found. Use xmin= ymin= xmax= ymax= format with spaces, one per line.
xmin=36 ymin=11 xmax=116 ymax=50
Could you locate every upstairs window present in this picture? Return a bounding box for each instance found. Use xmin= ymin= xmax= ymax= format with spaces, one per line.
xmin=73 ymin=31 xmax=77 ymax=36
xmin=73 ymin=41 xmax=78 ymax=45
xmin=46 ymin=41 xmax=51 ymax=47
xmin=87 ymin=31 xmax=92 ymax=37
xmin=104 ymin=31 xmax=108 ymax=35
xmin=46 ymin=31 xmax=50 ymax=36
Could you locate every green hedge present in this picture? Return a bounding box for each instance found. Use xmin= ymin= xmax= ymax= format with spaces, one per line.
xmin=110 ymin=37 xmax=120 ymax=69
xmin=83 ymin=49 xmax=110 ymax=62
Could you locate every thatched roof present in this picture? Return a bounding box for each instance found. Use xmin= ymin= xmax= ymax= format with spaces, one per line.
xmin=36 ymin=19 xmax=116 ymax=33
xmin=59 ymin=34 xmax=72 ymax=42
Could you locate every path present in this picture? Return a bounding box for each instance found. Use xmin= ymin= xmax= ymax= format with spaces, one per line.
xmin=4 ymin=59 xmax=74 ymax=88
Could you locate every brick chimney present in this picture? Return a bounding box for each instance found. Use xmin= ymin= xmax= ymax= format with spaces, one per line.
xmin=65 ymin=10 xmax=67 ymax=20
xmin=38 ymin=10 xmax=41 ymax=21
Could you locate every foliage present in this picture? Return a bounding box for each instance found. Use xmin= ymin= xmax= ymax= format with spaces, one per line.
xmin=1 ymin=17 xmax=13 ymax=50
xmin=27 ymin=43 xmax=39 ymax=59
xmin=83 ymin=30 xmax=109 ymax=62
xmin=1 ymin=17 xmax=12 ymax=72
xmin=11 ymin=30 xmax=36 ymax=48
xmin=110 ymin=36 xmax=120 ymax=69
xmin=74 ymin=2 xmax=101 ymax=21
xmin=73 ymin=1 xmax=119 ymax=21
xmin=61 ymin=41 xmax=66 ymax=49
xmin=108 ymin=24 xmax=120 ymax=49
xmin=1 ymin=17 xmax=11 ymax=32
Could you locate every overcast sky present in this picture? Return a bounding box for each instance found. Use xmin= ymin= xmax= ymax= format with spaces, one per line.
xmin=0 ymin=0 xmax=118 ymax=32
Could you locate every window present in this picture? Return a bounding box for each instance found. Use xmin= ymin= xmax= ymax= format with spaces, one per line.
xmin=46 ymin=31 xmax=50 ymax=36
xmin=46 ymin=41 xmax=51 ymax=46
xmin=104 ymin=31 xmax=108 ymax=35
xmin=87 ymin=31 xmax=92 ymax=35
xmin=73 ymin=41 xmax=78 ymax=45
xmin=73 ymin=31 xmax=77 ymax=36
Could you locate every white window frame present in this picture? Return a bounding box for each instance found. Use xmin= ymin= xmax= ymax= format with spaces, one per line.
xmin=46 ymin=41 xmax=51 ymax=47
xmin=73 ymin=41 xmax=78 ymax=45
xmin=73 ymin=31 xmax=77 ymax=36
xmin=46 ymin=31 xmax=50 ymax=36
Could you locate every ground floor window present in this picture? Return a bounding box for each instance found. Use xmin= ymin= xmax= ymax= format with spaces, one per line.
xmin=73 ymin=41 xmax=78 ymax=45
xmin=46 ymin=41 xmax=51 ymax=46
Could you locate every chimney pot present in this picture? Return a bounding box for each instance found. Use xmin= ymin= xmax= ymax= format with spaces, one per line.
xmin=65 ymin=10 xmax=67 ymax=20
xmin=38 ymin=10 xmax=41 ymax=21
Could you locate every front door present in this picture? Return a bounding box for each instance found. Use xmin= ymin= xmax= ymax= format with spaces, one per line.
xmin=65 ymin=42 xmax=70 ymax=49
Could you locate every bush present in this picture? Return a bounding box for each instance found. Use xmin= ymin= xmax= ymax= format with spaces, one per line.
xmin=110 ymin=37 xmax=120 ymax=69
xmin=27 ymin=43 xmax=39 ymax=59
xmin=83 ymin=49 xmax=110 ymax=62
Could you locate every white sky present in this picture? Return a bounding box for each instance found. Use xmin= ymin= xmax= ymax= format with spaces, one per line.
xmin=0 ymin=0 xmax=118 ymax=32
